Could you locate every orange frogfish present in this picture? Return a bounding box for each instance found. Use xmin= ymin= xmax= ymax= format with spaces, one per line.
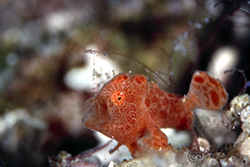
xmin=82 ymin=71 xmax=228 ymax=155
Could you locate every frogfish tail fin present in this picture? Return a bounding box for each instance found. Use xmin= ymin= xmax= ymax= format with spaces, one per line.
xmin=185 ymin=71 xmax=228 ymax=111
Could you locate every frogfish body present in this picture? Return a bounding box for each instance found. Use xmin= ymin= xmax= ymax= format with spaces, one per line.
xmin=82 ymin=71 xmax=228 ymax=155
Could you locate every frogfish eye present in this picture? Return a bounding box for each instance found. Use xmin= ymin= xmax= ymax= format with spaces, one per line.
xmin=111 ymin=90 xmax=125 ymax=106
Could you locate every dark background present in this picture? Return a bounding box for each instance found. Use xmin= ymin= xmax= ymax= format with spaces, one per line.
xmin=0 ymin=0 xmax=250 ymax=166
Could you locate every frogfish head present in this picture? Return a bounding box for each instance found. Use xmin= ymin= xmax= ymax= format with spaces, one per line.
xmin=82 ymin=73 xmax=148 ymax=133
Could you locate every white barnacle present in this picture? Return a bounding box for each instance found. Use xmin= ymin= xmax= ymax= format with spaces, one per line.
xmin=223 ymin=94 xmax=250 ymax=144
